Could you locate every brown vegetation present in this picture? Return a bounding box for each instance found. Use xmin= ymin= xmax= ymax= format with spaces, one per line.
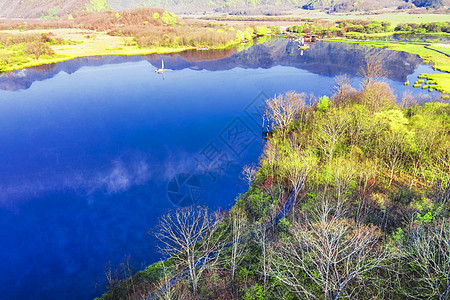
xmin=119 ymin=25 xmax=238 ymax=48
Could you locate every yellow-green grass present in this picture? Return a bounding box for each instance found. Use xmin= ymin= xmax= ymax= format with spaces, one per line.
xmin=378 ymin=43 xmax=450 ymax=93
xmin=344 ymin=31 xmax=398 ymax=39
xmin=335 ymin=40 xmax=450 ymax=94
xmin=0 ymin=28 xmax=240 ymax=73
xmin=418 ymin=73 xmax=450 ymax=94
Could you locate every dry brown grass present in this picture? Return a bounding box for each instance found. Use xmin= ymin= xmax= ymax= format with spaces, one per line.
xmin=0 ymin=32 xmax=43 ymax=45
xmin=119 ymin=25 xmax=237 ymax=48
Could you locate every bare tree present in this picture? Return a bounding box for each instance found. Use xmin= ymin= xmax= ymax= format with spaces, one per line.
xmin=401 ymin=220 xmax=450 ymax=299
xmin=400 ymin=92 xmax=417 ymax=108
xmin=435 ymin=178 xmax=450 ymax=206
xmin=104 ymin=261 xmax=119 ymax=291
xmin=382 ymin=132 xmax=406 ymax=186
xmin=316 ymin=112 xmax=349 ymax=164
xmin=265 ymin=91 xmax=305 ymax=137
xmin=431 ymin=143 xmax=450 ymax=194
xmin=121 ymin=255 xmax=136 ymax=299
xmin=408 ymin=128 xmax=437 ymax=188
xmin=261 ymin=141 xmax=279 ymax=179
xmin=241 ymin=164 xmax=257 ymax=188
xmin=228 ymin=206 xmax=248 ymax=295
xmin=279 ymin=146 xmax=313 ymax=194
xmin=254 ymin=203 xmax=277 ymax=292
xmin=155 ymin=261 xmax=177 ymax=300
xmin=104 ymin=257 xmax=139 ymax=300
xmin=155 ymin=206 xmax=225 ymax=295
xmin=254 ymin=223 xmax=269 ymax=291
xmin=359 ymin=56 xmax=387 ymax=90
xmin=354 ymin=158 xmax=378 ymax=222
xmin=331 ymin=74 xmax=356 ymax=106
xmin=269 ymin=202 xmax=392 ymax=300
xmin=326 ymin=157 xmax=357 ymax=203
xmin=278 ymin=146 xmax=316 ymax=220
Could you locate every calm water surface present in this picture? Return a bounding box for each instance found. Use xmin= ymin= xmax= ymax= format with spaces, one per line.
xmin=0 ymin=39 xmax=441 ymax=299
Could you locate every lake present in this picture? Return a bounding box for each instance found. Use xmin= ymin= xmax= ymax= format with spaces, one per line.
xmin=0 ymin=38 xmax=442 ymax=300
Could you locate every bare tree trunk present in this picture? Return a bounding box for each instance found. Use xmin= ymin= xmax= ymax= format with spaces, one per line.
xmin=268 ymin=199 xmax=392 ymax=299
xmin=155 ymin=207 xmax=226 ymax=296
xmin=229 ymin=207 xmax=247 ymax=296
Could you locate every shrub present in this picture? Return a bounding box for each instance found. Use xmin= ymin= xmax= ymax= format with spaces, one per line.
xmin=255 ymin=26 xmax=270 ymax=36
xmin=23 ymin=40 xmax=54 ymax=59
xmin=161 ymin=11 xmax=177 ymax=25
xmin=317 ymin=95 xmax=332 ymax=112
xmin=360 ymin=82 xmax=396 ymax=112
xmin=85 ymin=0 xmax=111 ymax=12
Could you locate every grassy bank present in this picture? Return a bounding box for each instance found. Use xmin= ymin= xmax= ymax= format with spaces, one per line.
xmin=322 ymin=38 xmax=450 ymax=94
xmin=0 ymin=28 xmax=245 ymax=73
xmin=360 ymin=41 xmax=450 ymax=94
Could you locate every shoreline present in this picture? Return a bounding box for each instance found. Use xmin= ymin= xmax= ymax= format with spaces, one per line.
xmin=322 ymin=37 xmax=450 ymax=94
xmin=0 ymin=44 xmax=241 ymax=74
xmin=2 ymin=31 xmax=449 ymax=95
xmin=1 ymin=47 xmax=197 ymax=73
xmin=0 ymin=28 xmax=242 ymax=74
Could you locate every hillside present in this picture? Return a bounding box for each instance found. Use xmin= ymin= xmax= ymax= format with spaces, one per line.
xmin=0 ymin=0 xmax=110 ymax=18
xmin=0 ymin=0 xmax=447 ymax=18
xmin=107 ymin=0 xmax=411 ymax=13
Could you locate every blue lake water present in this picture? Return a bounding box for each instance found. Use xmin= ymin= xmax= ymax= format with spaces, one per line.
xmin=0 ymin=39 xmax=443 ymax=299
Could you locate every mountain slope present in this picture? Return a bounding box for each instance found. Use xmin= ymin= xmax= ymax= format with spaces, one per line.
xmin=106 ymin=0 xmax=405 ymax=13
xmin=0 ymin=0 xmax=109 ymax=18
xmin=0 ymin=0 xmax=447 ymax=18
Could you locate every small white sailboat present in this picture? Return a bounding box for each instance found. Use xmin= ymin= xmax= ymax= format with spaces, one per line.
xmin=155 ymin=59 xmax=167 ymax=73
